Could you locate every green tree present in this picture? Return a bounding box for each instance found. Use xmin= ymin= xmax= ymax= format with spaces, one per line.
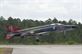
xmin=52 ymin=17 xmax=58 ymax=23
xmin=45 ymin=18 xmax=52 ymax=24
xmin=68 ymin=19 xmax=77 ymax=25
xmin=7 ymin=17 xmax=14 ymax=25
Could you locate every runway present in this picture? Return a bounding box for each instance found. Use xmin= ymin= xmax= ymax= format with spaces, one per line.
xmin=0 ymin=45 xmax=82 ymax=54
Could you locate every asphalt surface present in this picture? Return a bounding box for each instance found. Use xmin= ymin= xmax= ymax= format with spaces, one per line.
xmin=0 ymin=45 xmax=82 ymax=54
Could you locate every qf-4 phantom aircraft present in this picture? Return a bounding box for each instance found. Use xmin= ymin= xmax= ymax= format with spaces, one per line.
xmin=5 ymin=23 xmax=77 ymax=40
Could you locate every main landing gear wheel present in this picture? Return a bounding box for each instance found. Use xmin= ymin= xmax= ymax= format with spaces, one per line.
xmin=35 ymin=37 xmax=40 ymax=42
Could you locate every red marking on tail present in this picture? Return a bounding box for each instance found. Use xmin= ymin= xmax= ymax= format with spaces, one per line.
xmin=5 ymin=34 xmax=12 ymax=40
xmin=5 ymin=25 xmax=20 ymax=40
xmin=7 ymin=25 xmax=20 ymax=32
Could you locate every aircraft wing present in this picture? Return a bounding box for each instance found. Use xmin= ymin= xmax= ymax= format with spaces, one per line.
xmin=19 ymin=25 xmax=51 ymax=31
xmin=16 ymin=24 xmax=56 ymax=33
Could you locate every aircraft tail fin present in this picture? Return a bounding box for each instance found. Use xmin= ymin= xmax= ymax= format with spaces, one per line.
xmin=7 ymin=25 xmax=20 ymax=32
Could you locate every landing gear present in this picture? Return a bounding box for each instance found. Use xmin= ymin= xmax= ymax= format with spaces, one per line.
xmin=21 ymin=36 xmax=25 ymax=38
xmin=35 ymin=36 xmax=40 ymax=42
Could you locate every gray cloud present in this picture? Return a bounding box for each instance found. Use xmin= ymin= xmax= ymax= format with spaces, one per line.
xmin=0 ymin=0 xmax=81 ymax=22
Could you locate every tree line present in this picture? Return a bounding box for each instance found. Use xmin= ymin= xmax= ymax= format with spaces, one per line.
xmin=0 ymin=16 xmax=82 ymax=45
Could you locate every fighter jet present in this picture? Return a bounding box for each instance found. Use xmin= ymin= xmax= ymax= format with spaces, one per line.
xmin=5 ymin=23 xmax=77 ymax=40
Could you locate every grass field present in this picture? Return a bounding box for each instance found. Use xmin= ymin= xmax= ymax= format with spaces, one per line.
xmin=0 ymin=48 xmax=13 ymax=54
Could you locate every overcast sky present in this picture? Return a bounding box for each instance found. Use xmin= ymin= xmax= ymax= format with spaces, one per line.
xmin=0 ymin=0 xmax=81 ymax=22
